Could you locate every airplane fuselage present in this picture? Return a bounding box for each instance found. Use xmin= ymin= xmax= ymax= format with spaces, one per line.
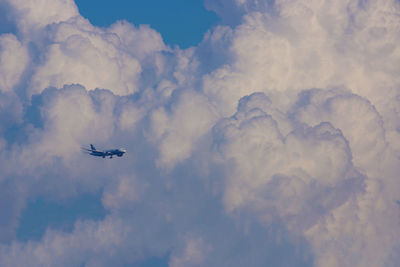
xmin=83 ymin=145 xmax=126 ymax=158
xmin=90 ymin=149 xmax=126 ymax=158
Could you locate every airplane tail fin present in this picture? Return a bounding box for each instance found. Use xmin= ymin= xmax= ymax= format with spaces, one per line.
xmin=90 ymin=144 xmax=96 ymax=151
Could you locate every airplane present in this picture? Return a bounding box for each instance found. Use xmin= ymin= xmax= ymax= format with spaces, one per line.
xmin=82 ymin=144 xmax=126 ymax=159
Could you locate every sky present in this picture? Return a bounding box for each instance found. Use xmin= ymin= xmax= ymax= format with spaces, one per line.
xmin=75 ymin=0 xmax=218 ymax=48
xmin=0 ymin=0 xmax=400 ymax=266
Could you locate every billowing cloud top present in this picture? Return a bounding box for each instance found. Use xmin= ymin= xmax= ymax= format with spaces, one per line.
xmin=0 ymin=0 xmax=400 ymax=266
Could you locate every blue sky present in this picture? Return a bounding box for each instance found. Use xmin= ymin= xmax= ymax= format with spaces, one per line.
xmin=75 ymin=0 xmax=218 ymax=48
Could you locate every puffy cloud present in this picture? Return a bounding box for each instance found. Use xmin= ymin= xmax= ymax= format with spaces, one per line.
xmin=102 ymin=175 xmax=148 ymax=210
xmin=0 ymin=182 xmax=26 ymax=242
xmin=2 ymin=0 xmax=169 ymax=97
xmin=0 ymin=34 xmax=29 ymax=93
xmin=169 ymin=236 xmax=210 ymax=267
xmin=203 ymin=0 xmax=400 ymax=119
xmin=0 ymin=217 xmax=130 ymax=267
xmin=212 ymin=92 xmax=362 ymax=231
xmin=294 ymin=89 xmax=388 ymax=174
xmin=305 ymin=178 xmax=400 ymax=267
xmin=4 ymin=0 xmax=79 ymax=36
xmin=0 ymin=0 xmax=400 ymax=266
xmin=28 ymin=18 xmax=150 ymax=96
xmin=149 ymin=89 xmax=218 ymax=169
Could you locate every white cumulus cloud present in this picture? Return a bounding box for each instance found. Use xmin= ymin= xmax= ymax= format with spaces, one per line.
xmin=0 ymin=0 xmax=399 ymax=266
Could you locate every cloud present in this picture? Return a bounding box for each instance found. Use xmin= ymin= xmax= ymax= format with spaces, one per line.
xmin=212 ymin=92 xmax=363 ymax=232
xmin=4 ymin=0 xmax=79 ymax=36
xmin=294 ymin=89 xmax=388 ymax=173
xmin=0 ymin=34 xmax=29 ymax=93
xmin=28 ymin=17 xmax=162 ymax=96
xmin=169 ymin=235 xmax=210 ymax=267
xmin=149 ymin=89 xmax=218 ymax=169
xmin=0 ymin=217 xmax=130 ymax=267
xmin=0 ymin=0 xmax=400 ymax=266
